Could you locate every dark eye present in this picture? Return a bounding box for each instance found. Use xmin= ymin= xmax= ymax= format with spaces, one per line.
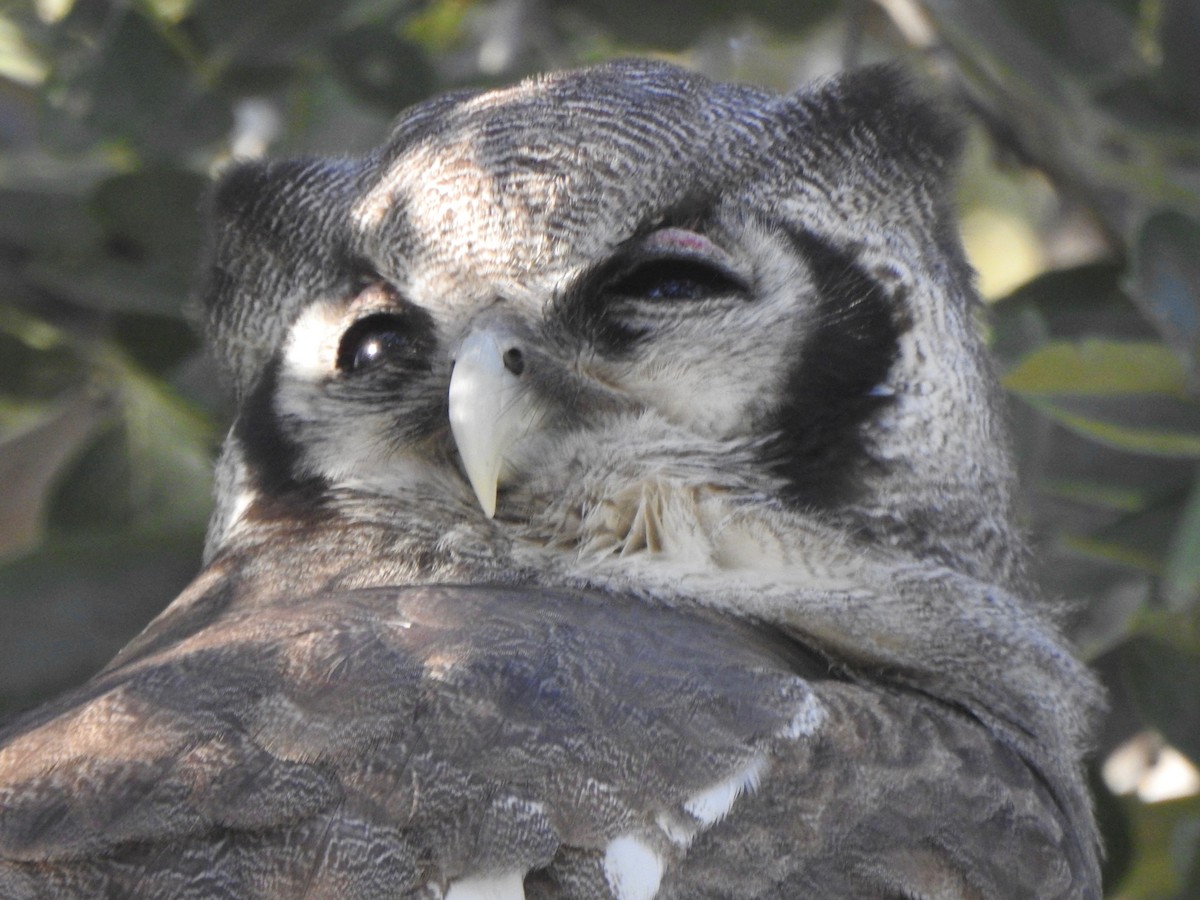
xmin=605 ymin=258 xmax=746 ymax=301
xmin=336 ymin=313 xmax=414 ymax=373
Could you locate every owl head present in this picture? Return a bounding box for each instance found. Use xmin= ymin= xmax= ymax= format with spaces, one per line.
xmin=199 ymin=61 xmax=1017 ymax=593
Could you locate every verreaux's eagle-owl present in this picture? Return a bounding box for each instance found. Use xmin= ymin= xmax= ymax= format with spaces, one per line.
xmin=0 ymin=60 xmax=1102 ymax=898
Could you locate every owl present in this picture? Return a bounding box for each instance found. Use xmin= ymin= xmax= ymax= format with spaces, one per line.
xmin=0 ymin=60 xmax=1102 ymax=898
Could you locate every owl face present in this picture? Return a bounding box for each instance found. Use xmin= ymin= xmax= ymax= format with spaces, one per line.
xmin=230 ymin=208 xmax=835 ymax=529
xmin=203 ymin=60 xmax=1013 ymax=588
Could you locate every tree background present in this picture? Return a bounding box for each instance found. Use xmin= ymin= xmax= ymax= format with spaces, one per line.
xmin=1 ymin=1 xmax=1198 ymax=894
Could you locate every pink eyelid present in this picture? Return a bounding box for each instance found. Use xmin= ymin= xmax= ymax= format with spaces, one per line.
xmin=640 ymin=228 xmax=732 ymax=265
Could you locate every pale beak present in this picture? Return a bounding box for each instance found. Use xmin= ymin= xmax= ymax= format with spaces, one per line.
xmin=448 ymin=329 xmax=540 ymax=517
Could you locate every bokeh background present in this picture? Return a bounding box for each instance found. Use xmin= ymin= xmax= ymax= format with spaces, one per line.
xmin=2 ymin=1 xmax=1199 ymax=894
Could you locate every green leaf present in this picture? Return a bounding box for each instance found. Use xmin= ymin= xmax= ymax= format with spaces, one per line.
xmin=0 ymin=390 xmax=115 ymax=560
xmin=1130 ymin=211 xmax=1200 ymax=369
xmin=1005 ymin=339 xmax=1189 ymax=396
xmin=1164 ymin=471 xmax=1200 ymax=611
xmin=195 ymin=0 xmax=353 ymax=67
xmin=75 ymin=9 xmax=229 ymax=158
xmin=0 ymin=188 xmax=102 ymax=255
xmin=0 ymin=528 xmax=201 ymax=713
xmin=1041 ymin=478 xmax=1150 ymax=513
xmin=1158 ymin=0 xmax=1200 ymax=122
xmin=1114 ymin=790 xmax=1200 ymax=898
xmin=24 ymin=252 xmax=191 ymax=318
xmin=90 ymin=168 xmax=208 ymax=275
xmin=10 ymin=171 xmax=203 ymax=320
xmin=567 ymin=0 xmax=836 ymax=51
xmin=48 ymin=351 xmax=215 ymax=535
xmin=1062 ymin=566 xmax=1148 ymax=662
xmin=1024 ymin=396 xmax=1200 ymax=457
xmin=991 ymin=263 xmax=1153 ymax=357
xmin=111 ymin=314 xmax=201 ymax=376
xmin=36 ymin=0 xmax=78 ymax=25
xmin=1092 ymin=765 xmax=1135 ymax=892
xmin=119 ymin=360 xmax=214 ymax=530
xmin=1060 ymin=494 xmax=1185 ymax=575
xmin=327 ymin=24 xmax=435 ymax=112
xmin=0 ymin=318 xmax=87 ymax=401
xmin=0 ymin=13 xmax=50 ymax=85
xmin=1006 ymin=340 xmax=1200 ymax=456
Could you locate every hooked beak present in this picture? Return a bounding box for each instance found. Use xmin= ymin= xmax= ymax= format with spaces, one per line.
xmin=448 ymin=329 xmax=541 ymax=517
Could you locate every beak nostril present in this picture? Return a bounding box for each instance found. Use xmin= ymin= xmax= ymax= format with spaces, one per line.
xmin=502 ymin=347 xmax=525 ymax=376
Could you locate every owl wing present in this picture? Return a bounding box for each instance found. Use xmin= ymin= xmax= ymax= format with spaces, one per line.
xmin=0 ymin=581 xmax=1097 ymax=899
xmin=0 ymin=582 xmax=821 ymax=898
xmin=653 ymin=679 xmax=1100 ymax=900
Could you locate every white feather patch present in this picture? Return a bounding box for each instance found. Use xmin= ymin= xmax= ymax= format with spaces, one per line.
xmin=653 ymin=811 xmax=696 ymax=849
xmin=603 ymin=835 xmax=663 ymax=900
xmin=778 ymin=693 xmax=827 ymax=740
xmin=683 ymin=755 xmax=768 ymax=826
xmin=282 ymin=299 xmax=342 ymax=378
xmin=444 ymin=870 xmax=526 ymax=900
xmin=226 ymin=486 xmax=257 ymax=530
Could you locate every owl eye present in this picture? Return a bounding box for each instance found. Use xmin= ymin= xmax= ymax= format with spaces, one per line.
xmin=605 ymin=257 xmax=745 ymax=301
xmin=336 ymin=313 xmax=414 ymax=373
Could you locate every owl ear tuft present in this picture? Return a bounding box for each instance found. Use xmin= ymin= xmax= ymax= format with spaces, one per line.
xmin=786 ymin=64 xmax=965 ymax=198
xmin=196 ymin=158 xmax=359 ymax=402
xmin=830 ymin=65 xmax=963 ymax=165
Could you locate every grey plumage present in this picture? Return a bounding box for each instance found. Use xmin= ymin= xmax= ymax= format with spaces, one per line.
xmin=1 ymin=59 xmax=1102 ymax=898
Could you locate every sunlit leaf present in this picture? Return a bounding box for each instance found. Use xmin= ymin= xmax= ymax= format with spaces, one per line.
xmin=1025 ymin=417 xmax=1200 ymax=593
xmin=1041 ymin=478 xmax=1150 ymax=513
xmin=138 ymin=0 xmax=193 ymax=25
xmin=1005 ymin=340 xmax=1189 ymax=396
xmin=35 ymin=0 xmax=78 ymax=25
xmin=0 ymin=15 xmax=49 ymax=85
xmin=118 ymin=360 xmax=214 ymax=530
xmin=404 ymin=0 xmax=470 ymax=51
xmin=1006 ymin=341 xmax=1200 ymax=455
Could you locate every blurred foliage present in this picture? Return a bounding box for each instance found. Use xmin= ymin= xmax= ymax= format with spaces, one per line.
xmin=0 ymin=0 xmax=1197 ymax=894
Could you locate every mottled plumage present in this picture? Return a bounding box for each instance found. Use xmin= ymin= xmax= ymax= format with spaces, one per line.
xmin=1 ymin=60 xmax=1101 ymax=898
